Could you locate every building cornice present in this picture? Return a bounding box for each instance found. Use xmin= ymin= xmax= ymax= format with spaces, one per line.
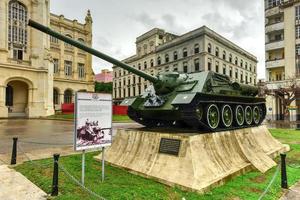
xmin=0 ymin=63 xmax=48 ymax=73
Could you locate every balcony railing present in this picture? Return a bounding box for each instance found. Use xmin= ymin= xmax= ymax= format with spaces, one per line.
xmin=265 ymin=40 xmax=284 ymax=51
xmin=266 ymin=58 xmax=285 ymax=69
xmin=265 ymin=22 xmax=284 ymax=33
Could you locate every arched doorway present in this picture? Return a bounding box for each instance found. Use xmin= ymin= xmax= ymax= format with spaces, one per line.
xmin=64 ymin=89 xmax=73 ymax=103
xmin=5 ymin=80 xmax=29 ymax=117
xmin=53 ymin=88 xmax=60 ymax=105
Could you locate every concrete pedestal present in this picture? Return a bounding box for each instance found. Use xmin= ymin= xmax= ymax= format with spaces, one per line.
xmin=95 ymin=126 xmax=289 ymax=193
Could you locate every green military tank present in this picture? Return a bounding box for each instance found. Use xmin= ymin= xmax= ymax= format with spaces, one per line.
xmin=28 ymin=19 xmax=266 ymax=131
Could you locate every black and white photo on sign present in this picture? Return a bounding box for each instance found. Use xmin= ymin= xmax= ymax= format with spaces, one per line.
xmin=75 ymin=92 xmax=112 ymax=151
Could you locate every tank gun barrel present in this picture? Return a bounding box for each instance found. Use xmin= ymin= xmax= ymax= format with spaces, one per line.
xmin=28 ymin=19 xmax=159 ymax=83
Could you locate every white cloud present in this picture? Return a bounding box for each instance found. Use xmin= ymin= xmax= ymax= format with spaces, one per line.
xmin=51 ymin=0 xmax=265 ymax=78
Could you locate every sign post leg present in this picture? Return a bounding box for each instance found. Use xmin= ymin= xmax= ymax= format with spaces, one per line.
xmin=102 ymin=147 xmax=105 ymax=182
xmin=82 ymin=150 xmax=85 ymax=185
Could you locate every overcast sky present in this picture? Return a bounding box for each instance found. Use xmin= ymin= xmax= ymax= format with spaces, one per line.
xmin=51 ymin=0 xmax=265 ymax=79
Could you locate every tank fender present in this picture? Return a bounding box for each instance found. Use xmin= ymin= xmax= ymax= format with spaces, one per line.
xmin=120 ymin=97 xmax=138 ymax=106
xmin=171 ymin=93 xmax=197 ymax=105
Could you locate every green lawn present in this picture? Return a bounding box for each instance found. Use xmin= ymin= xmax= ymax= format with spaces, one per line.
xmin=47 ymin=114 xmax=132 ymax=122
xmin=14 ymin=129 xmax=300 ymax=200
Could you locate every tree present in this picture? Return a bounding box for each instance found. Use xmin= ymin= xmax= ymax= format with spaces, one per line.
xmin=95 ymin=82 xmax=112 ymax=93
xmin=259 ymin=77 xmax=300 ymax=120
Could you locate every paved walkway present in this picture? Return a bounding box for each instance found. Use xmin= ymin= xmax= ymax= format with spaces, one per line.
xmin=0 ymin=165 xmax=47 ymax=200
xmin=280 ymin=182 xmax=300 ymax=200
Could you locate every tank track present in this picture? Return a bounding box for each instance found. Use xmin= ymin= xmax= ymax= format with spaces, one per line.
xmin=177 ymin=101 xmax=266 ymax=132
xmin=128 ymin=97 xmax=266 ymax=132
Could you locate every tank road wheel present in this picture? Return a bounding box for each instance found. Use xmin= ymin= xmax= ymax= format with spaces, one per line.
xmin=253 ymin=106 xmax=261 ymax=125
xmin=221 ymin=104 xmax=233 ymax=127
xmin=244 ymin=106 xmax=253 ymax=125
xmin=206 ymin=104 xmax=220 ymax=130
xmin=235 ymin=105 xmax=244 ymax=126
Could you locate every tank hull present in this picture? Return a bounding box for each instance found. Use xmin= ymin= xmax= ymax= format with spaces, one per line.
xmin=128 ymin=93 xmax=266 ymax=132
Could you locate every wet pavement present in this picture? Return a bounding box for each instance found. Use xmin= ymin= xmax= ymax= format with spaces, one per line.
xmin=0 ymin=119 xmax=142 ymax=155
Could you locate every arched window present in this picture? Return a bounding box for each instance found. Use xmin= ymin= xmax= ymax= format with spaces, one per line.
xmin=144 ymin=61 xmax=147 ymax=69
xmin=229 ymin=54 xmax=232 ymax=63
xmin=173 ymin=51 xmax=178 ymax=60
xmin=53 ymin=88 xmax=59 ymax=105
xmin=138 ymin=63 xmax=141 ymax=70
xmin=245 ymin=62 xmax=248 ymax=70
xmin=235 ymin=57 xmax=238 ymax=65
xmin=183 ymin=48 xmax=188 ymax=57
xmin=150 ymin=59 xmax=154 ymax=67
xmin=5 ymin=85 xmax=13 ymax=106
xmin=165 ymin=54 xmax=169 ymax=63
xmin=65 ymin=34 xmax=73 ymax=47
xmin=194 ymin=44 xmax=200 ymax=54
xmin=240 ymin=59 xmax=243 ymax=67
xmin=157 ymin=56 xmax=161 ymax=65
xmin=8 ymin=1 xmax=28 ymax=60
xmin=78 ymin=38 xmax=85 ymax=44
xmin=208 ymin=43 xmax=212 ymax=53
xmin=64 ymin=89 xmax=73 ymax=103
xmin=223 ymin=51 xmax=226 ymax=60
xmin=215 ymin=47 xmax=219 ymax=57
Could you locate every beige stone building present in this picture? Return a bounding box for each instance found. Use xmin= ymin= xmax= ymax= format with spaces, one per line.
xmin=113 ymin=26 xmax=258 ymax=103
xmin=0 ymin=0 xmax=94 ymax=118
xmin=264 ymin=0 xmax=300 ymax=120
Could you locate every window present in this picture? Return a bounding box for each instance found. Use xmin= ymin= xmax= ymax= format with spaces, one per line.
xmin=240 ymin=71 xmax=244 ymax=83
xmin=150 ymin=59 xmax=154 ymax=67
xmin=223 ymin=65 xmax=226 ymax=75
xmin=246 ymin=73 xmax=248 ymax=83
xmin=183 ymin=62 xmax=188 ymax=73
xmin=229 ymin=54 xmax=232 ymax=63
xmin=223 ymin=51 xmax=226 ymax=60
xmin=296 ymin=5 xmax=300 ymax=20
xmin=165 ymin=54 xmax=169 ymax=63
xmin=173 ymin=51 xmax=178 ymax=60
xmin=50 ymin=36 xmax=59 ymax=44
xmin=229 ymin=67 xmax=233 ymax=77
xmin=157 ymin=57 xmax=161 ymax=65
xmin=64 ymin=34 xmax=73 ymax=47
xmin=78 ymin=63 xmax=85 ymax=78
xmin=173 ymin=64 xmax=178 ymax=71
xmin=208 ymin=43 xmax=212 ymax=53
xmin=64 ymin=90 xmax=73 ymax=103
xmin=215 ymin=47 xmax=219 ymax=57
xmin=240 ymin=59 xmax=243 ymax=68
xmin=8 ymin=1 xmax=27 ymax=59
xmin=296 ymin=44 xmax=300 ymax=75
xmin=138 ymin=63 xmax=141 ymax=70
xmin=235 ymin=69 xmax=238 ymax=79
xmin=144 ymin=61 xmax=147 ymax=69
xmin=183 ymin=48 xmax=188 ymax=57
xmin=194 ymin=59 xmax=200 ymax=71
xmin=216 ymin=61 xmax=219 ymax=73
xmin=53 ymin=59 xmax=59 ymax=74
xmin=235 ymin=57 xmax=238 ymax=65
xmin=245 ymin=62 xmax=248 ymax=70
xmin=194 ymin=44 xmax=200 ymax=54
xmin=78 ymin=38 xmax=85 ymax=43
xmin=267 ymin=0 xmax=283 ymax=9
xmin=208 ymin=59 xmax=212 ymax=71
xmin=250 ymin=64 xmax=252 ymax=72
xmin=64 ymin=61 xmax=72 ymax=76
xmin=53 ymin=89 xmax=59 ymax=105
xmin=296 ymin=25 xmax=300 ymax=39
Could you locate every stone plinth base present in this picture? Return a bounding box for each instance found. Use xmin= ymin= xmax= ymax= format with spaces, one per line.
xmin=95 ymin=126 xmax=289 ymax=193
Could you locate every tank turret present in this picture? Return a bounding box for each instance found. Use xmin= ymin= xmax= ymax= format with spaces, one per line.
xmin=28 ymin=19 xmax=266 ymax=132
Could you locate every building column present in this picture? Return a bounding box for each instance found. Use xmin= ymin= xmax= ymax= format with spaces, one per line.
xmin=0 ymin=0 xmax=8 ymax=60
xmin=0 ymin=85 xmax=8 ymax=118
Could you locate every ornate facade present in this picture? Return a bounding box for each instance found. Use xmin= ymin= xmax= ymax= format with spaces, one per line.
xmin=113 ymin=27 xmax=258 ymax=103
xmin=0 ymin=0 xmax=94 ymax=118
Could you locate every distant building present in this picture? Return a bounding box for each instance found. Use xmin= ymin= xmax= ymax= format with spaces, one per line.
xmin=113 ymin=26 xmax=258 ymax=103
xmin=264 ymin=0 xmax=300 ymax=120
xmin=95 ymin=69 xmax=113 ymax=83
xmin=0 ymin=0 xmax=94 ymax=118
